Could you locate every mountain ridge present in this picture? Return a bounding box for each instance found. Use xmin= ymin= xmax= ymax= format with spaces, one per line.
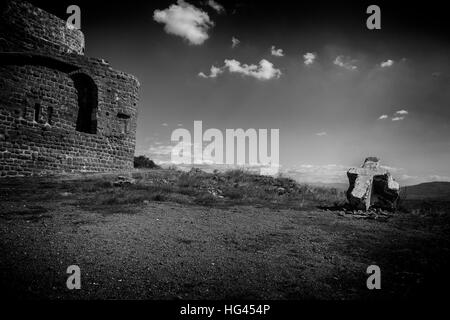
xmin=400 ymin=181 xmax=450 ymax=200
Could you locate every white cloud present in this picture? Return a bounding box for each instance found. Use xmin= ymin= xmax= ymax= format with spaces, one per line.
xmin=380 ymin=59 xmax=394 ymax=68
xmin=303 ymin=52 xmax=316 ymax=65
xmin=198 ymin=65 xmax=223 ymax=78
xmin=400 ymin=174 xmax=419 ymax=180
xmin=316 ymin=132 xmax=327 ymax=136
xmin=200 ymin=59 xmax=282 ymax=80
xmin=380 ymin=165 xmax=403 ymax=173
xmin=162 ymin=123 xmax=168 ymax=126
xmin=223 ymin=59 xmax=282 ymax=80
xmin=378 ymin=114 xmax=388 ymax=120
xmin=271 ymin=46 xmax=284 ymax=57
xmin=153 ymin=0 xmax=213 ymax=45
xmin=231 ymin=36 xmax=240 ymax=48
xmin=391 ymin=110 xmax=409 ymax=121
xmin=207 ymin=0 xmax=225 ymax=13
xmin=428 ymin=175 xmax=450 ymax=182
xmin=334 ymin=55 xmax=357 ymax=70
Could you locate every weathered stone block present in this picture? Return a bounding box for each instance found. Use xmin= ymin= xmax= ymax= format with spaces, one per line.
xmin=347 ymin=157 xmax=400 ymax=211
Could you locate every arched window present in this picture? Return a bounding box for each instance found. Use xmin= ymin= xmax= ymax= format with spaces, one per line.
xmin=70 ymin=73 xmax=98 ymax=134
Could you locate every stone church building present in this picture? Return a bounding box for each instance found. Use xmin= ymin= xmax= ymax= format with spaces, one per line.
xmin=0 ymin=0 xmax=139 ymax=177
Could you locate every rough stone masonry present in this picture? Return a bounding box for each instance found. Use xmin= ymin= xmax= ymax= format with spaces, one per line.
xmin=347 ymin=157 xmax=400 ymax=211
xmin=0 ymin=0 xmax=140 ymax=177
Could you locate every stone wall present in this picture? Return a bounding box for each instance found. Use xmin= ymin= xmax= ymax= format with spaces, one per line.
xmin=0 ymin=0 xmax=85 ymax=54
xmin=0 ymin=1 xmax=140 ymax=177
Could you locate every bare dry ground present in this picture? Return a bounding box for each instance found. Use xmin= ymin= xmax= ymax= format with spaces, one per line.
xmin=0 ymin=169 xmax=449 ymax=300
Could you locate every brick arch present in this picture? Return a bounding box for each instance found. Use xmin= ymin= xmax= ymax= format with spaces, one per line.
xmin=69 ymin=71 xmax=98 ymax=134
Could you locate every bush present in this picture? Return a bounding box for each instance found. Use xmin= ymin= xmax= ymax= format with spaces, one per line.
xmin=222 ymin=188 xmax=244 ymax=200
xmin=150 ymin=192 xmax=167 ymax=202
xmin=193 ymin=193 xmax=217 ymax=206
xmin=134 ymin=156 xmax=160 ymax=169
xmin=177 ymin=172 xmax=202 ymax=188
xmin=223 ymin=169 xmax=252 ymax=181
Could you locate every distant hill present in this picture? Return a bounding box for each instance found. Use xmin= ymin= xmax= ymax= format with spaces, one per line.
xmin=401 ymin=182 xmax=450 ymax=200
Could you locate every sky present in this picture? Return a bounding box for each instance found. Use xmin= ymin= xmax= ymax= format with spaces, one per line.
xmin=32 ymin=0 xmax=450 ymax=185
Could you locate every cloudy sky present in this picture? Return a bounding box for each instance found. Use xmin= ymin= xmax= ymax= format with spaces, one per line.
xmin=33 ymin=0 xmax=450 ymax=185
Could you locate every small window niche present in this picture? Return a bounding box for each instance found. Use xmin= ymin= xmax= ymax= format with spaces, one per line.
xmin=34 ymin=103 xmax=41 ymax=123
xmin=47 ymin=106 xmax=53 ymax=125
xmin=19 ymin=105 xmax=27 ymax=120
xmin=117 ymin=112 xmax=131 ymax=134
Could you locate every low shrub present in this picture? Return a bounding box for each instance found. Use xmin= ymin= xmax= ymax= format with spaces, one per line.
xmin=134 ymin=156 xmax=160 ymax=169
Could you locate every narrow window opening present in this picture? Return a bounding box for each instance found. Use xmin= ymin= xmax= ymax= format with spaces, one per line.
xmin=122 ymin=120 xmax=129 ymax=134
xmin=47 ymin=106 xmax=53 ymax=125
xmin=20 ymin=105 xmax=27 ymax=120
xmin=34 ymin=103 xmax=40 ymax=122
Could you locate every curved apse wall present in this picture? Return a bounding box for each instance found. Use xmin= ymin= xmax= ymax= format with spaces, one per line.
xmin=0 ymin=1 xmax=140 ymax=176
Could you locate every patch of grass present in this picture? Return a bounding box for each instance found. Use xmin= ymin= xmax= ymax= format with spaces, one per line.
xmin=99 ymin=191 xmax=147 ymax=205
xmin=95 ymin=184 xmax=171 ymax=205
xmin=177 ymin=172 xmax=203 ymax=188
xmin=150 ymin=192 xmax=167 ymax=202
xmin=59 ymin=178 xmax=113 ymax=193
xmin=177 ymin=186 xmax=201 ymax=197
xmin=4 ymin=168 xmax=348 ymax=211
xmin=193 ymin=193 xmax=217 ymax=206
xmin=103 ymin=169 xmax=346 ymax=209
xmin=223 ymin=168 xmax=250 ymax=180
xmin=222 ymin=188 xmax=244 ymax=200
xmin=399 ymin=199 xmax=450 ymax=217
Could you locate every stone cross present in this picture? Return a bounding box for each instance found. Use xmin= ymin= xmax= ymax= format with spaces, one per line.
xmin=347 ymin=157 xmax=399 ymax=211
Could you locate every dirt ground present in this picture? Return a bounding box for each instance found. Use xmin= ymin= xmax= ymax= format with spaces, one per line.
xmin=1 ymin=174 xmax=449 ymax=300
